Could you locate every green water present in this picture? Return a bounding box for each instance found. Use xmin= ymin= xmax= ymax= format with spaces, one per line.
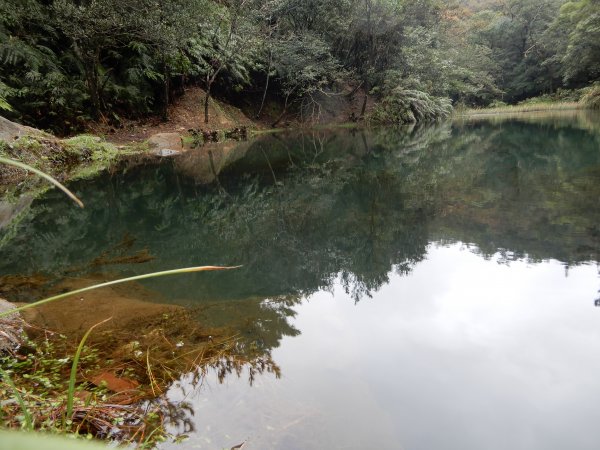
xmin=1 ymin=112 xmax=600 ymax=449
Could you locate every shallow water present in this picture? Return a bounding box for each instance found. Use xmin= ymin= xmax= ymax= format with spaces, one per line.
xmin=1 ymin=112 xmax=600 ymax=449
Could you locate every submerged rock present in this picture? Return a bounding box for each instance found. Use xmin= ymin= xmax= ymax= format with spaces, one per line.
xmin=0 ymin=298 xmax=25 ymax=352
xmin=153 ymin=148 xmax=180 ymax=157
xmin=147 ymin=132 xmax=183 ymax=155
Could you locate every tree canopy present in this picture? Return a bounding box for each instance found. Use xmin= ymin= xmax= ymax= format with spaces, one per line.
xmin=0 ymin=0 xmax=598 ymax=132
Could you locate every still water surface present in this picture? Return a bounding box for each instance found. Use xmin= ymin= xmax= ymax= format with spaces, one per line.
xmin=1 ymin=112 xmax=600 ymax=449
xmin=169 ymin=250 xmax=598 ymax=450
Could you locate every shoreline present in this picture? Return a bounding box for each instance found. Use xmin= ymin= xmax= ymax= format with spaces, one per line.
xmin=457 ymin=102 xmax=583 ymax=118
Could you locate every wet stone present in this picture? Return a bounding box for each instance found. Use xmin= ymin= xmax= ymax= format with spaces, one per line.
xmin=147 ymin=132 xmax=183 ymax=155
xmin=0 ymin=298 xmax=25 ymax=352
xmin=153 ymin=148 xmax=180 ymax=157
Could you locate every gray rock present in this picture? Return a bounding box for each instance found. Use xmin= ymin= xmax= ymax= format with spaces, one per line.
xmin=0 ymin=115 xmax=50 ymax=142
xmin=0 ymin=298 xmax=25 ymax=352
xmin=152 ymin=148 xmax=180 ymax=157
xmin=147 ymin=133 xmax=183 ymax=154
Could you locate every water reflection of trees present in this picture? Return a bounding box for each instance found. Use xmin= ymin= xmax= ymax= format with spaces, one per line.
xmin=1 ymin=117 xmax=599 ymax=362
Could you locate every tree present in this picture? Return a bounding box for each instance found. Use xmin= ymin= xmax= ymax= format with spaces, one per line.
xmin=253 ymin=0 xmax=350 ymax=124
xmin=53 ymin=0 xmax=138 ymax=119
xmin=0 ymin=0 xmax=73 ymax=128
xmin=195 ymin=0 xmax=258 ymax=124
xmin=339 ymin=0 xmax=402 ymax=117
xmin=270 ymin=32 xmax=344 ymax=126
xmin=471 ymin=0 xmax=565 ymax=101
xmin=551 ymin=0 xmax=600 ymax=85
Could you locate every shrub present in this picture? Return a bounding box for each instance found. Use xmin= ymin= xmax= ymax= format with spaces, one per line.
xmin=489 ymin=100 xmax=508 ymax=108
xmin=580 ymin=84 xmax=600 ymax=110
xmin=370 ymin=88 xmax=452 ymax=125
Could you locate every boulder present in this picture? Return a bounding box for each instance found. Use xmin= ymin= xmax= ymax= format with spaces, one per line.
xmin=0 ymin=115 xmax=49 ymax=142
xmin=0 ymin=298 xmax=25 ymax=352
xmin=147 ymin=132 xmax=183 ymax=156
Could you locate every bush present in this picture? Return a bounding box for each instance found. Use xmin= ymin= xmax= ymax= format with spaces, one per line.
xmin=489 ymin=100 xmax=508 ymax=108
xmin=580 ymin=84 xmax=600 ymax=110
xmin=369 ymin=88 xmax=453 ymax=125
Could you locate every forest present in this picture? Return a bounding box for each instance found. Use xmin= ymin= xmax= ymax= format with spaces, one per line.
xmin=0 ymin=0 xmax=599 ymax=134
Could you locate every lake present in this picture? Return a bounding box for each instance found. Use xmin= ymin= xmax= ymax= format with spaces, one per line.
xmin=1 ymin=111 xmax=599 ymax=449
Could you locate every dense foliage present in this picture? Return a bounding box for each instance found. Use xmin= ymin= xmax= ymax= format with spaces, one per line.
xmin=0 ymin=0 xmax=598 ymax=132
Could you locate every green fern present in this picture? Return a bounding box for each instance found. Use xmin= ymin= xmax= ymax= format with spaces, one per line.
xmin=0 ymin=81 xmax=14 ymax=111
xmin=370 ymin=87 xmax=453 ymax=125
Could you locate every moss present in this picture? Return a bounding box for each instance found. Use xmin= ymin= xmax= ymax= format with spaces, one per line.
xmin=1 ymin=134 xmax=145 ymax=183
xmin=0 ymin=134 xmax=144 ymax=209
xmin=129 ymin=141 xmax=150 ymax=153
xmin=63 ymin=134 xmax=118 ymax=160
xmin=180 ymin=135 xmax=195 ymax=147
xmin=2 ymin=136 xmax=75 ymax=172
xmin=12 ymin=136 xmax=45 ymax=152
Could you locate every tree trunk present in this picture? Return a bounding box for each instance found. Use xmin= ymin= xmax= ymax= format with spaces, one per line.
xmin=204 ymin=68 xmax=222 ymax=124
xmin=347 ymin=80 xmax=364 ymax=98
xmin=360 ymin=81 xmax=369 ymax=118
xmin=162 ymin=62 xmax=170 ymax=122
xmin=271 ymin=105 xmax=287 ymax=128
xmin=360 ymin=0 xmax=373 ymax=120
xmin=204 ymin=77 xmax=211 ymax=124
xmin=73 ymin=41 xmax=101 ymax=120
xmin=271 ymin=91 xmax=292 ymax=128
xmin=256 ymin=49 xmax=272 ymax=119
xmin=84 ymin=52 xmax=101 ymax=120
xmin=88 ymin=72 xmax=101 ymax=120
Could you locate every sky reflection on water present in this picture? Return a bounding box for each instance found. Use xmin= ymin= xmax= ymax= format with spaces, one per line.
xmin=166 ymin=244 xmax=600 ymax=450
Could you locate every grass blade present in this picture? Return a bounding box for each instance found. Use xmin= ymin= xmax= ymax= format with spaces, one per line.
xmin=0 ymin=265 xmax=241 ymax=317
xmin=66 ymin=318 xmax=112 ymax=420
xmin=0 ymin=366 xmax=33 ymax=430
xmin=0 ymin=156 xmax=84 ymax=208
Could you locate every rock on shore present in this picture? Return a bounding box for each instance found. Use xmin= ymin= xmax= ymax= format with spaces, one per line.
xmin=0 ymin=298 xmax=25 ymax=352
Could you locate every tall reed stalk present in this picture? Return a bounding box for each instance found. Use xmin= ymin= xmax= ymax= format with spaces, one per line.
xmin=66 ymin=318 xmax=112 ymax=421
xmin=0 ymin=366 xmax=33 ymax=430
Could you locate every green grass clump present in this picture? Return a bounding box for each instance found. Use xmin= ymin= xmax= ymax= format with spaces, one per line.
xmin=460 ymin=101 xmax=580 ymax=116
xmin=459 ymin=84 xmax=600 ymax=117
xmin=0 ymin=334 xmax=168 ymax=445
xmin=0 ymin=336 xmax=100 ymax=430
